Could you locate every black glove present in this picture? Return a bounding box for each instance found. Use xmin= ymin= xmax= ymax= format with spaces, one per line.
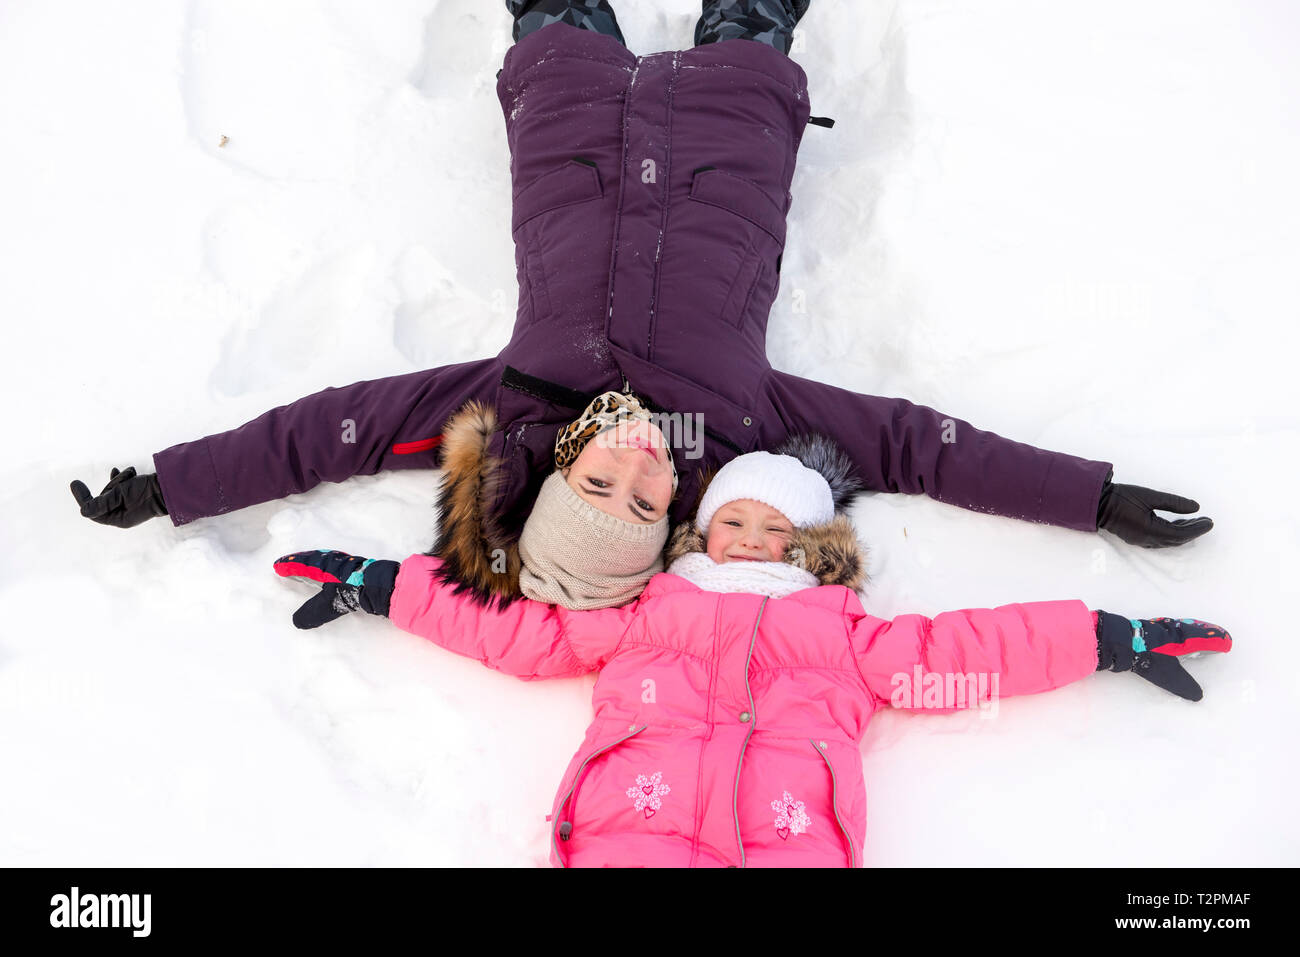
xmin=1095 ymin=611 xmax=1233 ymax=701
xmin=70 ymin=467 xmax=168 ymax=528
xmin=1096 ymin=475 xmax=1213 ymax=548
xmin=273 ymin=549 xmax=399 ymax=630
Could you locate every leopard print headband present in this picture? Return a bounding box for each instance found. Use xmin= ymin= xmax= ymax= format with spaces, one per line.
xmin=554 ymin=390 xmax=679 ymax=495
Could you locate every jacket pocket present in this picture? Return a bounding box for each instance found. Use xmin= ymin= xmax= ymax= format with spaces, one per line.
xmin=718 ymin=234 xmax=765 ymax=330
xmin=810 ymin=739 xmax=859 ymax=868
xmin=687 ymin=167 xmax=785 ymax=330
xmin=512 ymin=157 xmax=604 ymax=235
xmin=688 ymin=168 xmax=786 ymax=245
xmin=511 ymin=157 xmax=601 ymax=324
xmin=519 ymin=232 xmax=552 ymax=323
xmin=551 ymin=724 xmax=647 ymax=868
xmin=511 ymin=236 xmax=533 ymax=326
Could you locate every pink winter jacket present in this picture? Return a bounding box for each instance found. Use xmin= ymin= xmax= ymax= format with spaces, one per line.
xmin=388 ymin=554 xmax=1100 ymax=867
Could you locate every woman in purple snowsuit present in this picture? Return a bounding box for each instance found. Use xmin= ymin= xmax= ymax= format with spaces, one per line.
xmin=71 ymin=1 xmax=1213 ymax=598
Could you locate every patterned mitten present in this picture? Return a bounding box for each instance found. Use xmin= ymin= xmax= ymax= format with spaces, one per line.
xmin=1094 ymin=611 xmax=1233 ymax=701
xmin=273 ymin=549 xmax=399 ymax=630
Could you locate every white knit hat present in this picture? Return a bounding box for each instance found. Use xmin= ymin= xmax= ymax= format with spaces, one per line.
xmin=695 ymin=451 xmax=835 ymax=534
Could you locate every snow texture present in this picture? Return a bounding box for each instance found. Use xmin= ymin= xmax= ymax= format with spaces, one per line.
xmin=1 ymin=0 xmax=1296 ymax=867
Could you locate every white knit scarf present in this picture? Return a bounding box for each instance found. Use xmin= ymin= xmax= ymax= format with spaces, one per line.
xmin=665 ymin=551 xmax=820 ymax=599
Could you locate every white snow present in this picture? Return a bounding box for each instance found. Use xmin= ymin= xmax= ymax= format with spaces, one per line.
xmin=1 ymin=0 xmax=1296 ymax=867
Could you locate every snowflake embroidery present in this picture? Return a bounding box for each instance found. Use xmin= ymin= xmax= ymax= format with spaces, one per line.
xmin=626 ymin=771 xmax=671 ymax=819
xmin=771 ymin=791 xmax=811 ymax=840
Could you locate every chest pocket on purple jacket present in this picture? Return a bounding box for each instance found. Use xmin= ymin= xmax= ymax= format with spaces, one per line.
xmin=511 ymin=158 xmax=604 ymax=234
xmin=687 ymin=167 xmax=787 ymax=330
xmin=510 ymin=158 xmax=604 ymax=326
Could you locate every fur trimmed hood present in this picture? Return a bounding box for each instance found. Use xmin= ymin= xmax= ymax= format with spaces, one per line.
xmin=426 ymin=401 xmax=869 ymax=609
xmin=664 ymin=432 xmax=870 ymax=592
xmin=663 ymin=513 xmax=868 ymax=592
xmin=425 ymin=400 xmax=525 ymax=610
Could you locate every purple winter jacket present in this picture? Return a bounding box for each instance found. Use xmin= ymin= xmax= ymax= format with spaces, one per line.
xmin=152 ymin=21 xmax=1111 ymax=540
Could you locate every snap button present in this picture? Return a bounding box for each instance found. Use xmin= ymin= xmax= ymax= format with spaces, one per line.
xmin=742 ymin=416 xmax=752 ymax=427
xmin=739 ymin=711 xmax=752 ymax=722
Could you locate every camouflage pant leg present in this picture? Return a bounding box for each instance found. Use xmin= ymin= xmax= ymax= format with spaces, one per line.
xmin=505 ymin=0 xmax=627 ymax=47
xmin=693 ymin=0 xmax=811 ymax=56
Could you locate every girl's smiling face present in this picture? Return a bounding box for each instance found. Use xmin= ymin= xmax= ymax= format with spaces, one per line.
xmin=706 ymin=499 xmax=796 ymax=564
xmin=561 ymin=418 xmax=673 ymax=524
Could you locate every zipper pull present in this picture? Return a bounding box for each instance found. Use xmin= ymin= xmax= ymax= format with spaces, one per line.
xmin=559 ymin=821 xmax=573 ymax=841
xmin=621 ymin=374 xmax=632 ymax=395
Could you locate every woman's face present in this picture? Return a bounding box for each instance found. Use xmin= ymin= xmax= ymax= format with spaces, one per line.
xmin=561 ymin=418 xmax=674 ymax=524
xmin=705 ymin=499 xmax=795 ymax=564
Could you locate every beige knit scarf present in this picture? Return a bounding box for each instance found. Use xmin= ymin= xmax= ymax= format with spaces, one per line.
xmin=518 ymin=471 xmax=669 ymax=610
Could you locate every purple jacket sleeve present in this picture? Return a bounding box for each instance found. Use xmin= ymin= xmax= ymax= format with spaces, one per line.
xmin=152 ymin=357 xmax=502 ymax=525
xmin=761 ymin=367 xmax=1112 ymax=532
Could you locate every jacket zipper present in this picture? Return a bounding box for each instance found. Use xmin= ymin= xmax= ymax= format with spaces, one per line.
xmin=810 ymin=739 xmax=858 ymax=868
xmin=730 ymin=595 xmax=768 ymax=868
xmin=551 ymin=724 xmax=648 ymax=868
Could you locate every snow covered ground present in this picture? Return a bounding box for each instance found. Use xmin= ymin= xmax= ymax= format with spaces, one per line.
xmin=2 ymin=0 xmax=1296 ymax=867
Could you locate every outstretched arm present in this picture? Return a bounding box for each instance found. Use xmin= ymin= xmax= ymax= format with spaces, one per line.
xmin=275 ymin=551 xmax=637 ymax=680
xmin=850 ymin=599 xmax=1100 ymax=712
xmin=849 ymin=601 xmax=1232 ymax=708
xmin=151 ymin=357 xmax=502 ymax=525
xmin=763 ymin=367 xmax=1109 ymax=531
xmin=762 ymin=367 xmax=1212 ymax=546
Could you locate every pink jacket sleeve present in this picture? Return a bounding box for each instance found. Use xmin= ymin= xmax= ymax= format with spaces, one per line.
xmin=387 ymin=554 xmax=639 ymax=680
xmin=849 ymin=600 xmax=1100 ymax=711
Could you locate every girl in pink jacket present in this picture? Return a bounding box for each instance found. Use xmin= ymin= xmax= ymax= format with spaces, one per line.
xmin=274 ymin=432 xmax=1232 ymax=868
